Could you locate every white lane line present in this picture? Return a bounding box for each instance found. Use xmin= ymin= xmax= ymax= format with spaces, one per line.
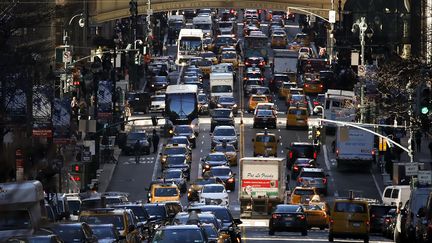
xmin=176 ymin=65 xmax=185 ymax=84
xmin=371 ymin=169 xmax=383 ymax=197
xmin=198 ymin=162 xmax=202 ymax=179
xmin=323 ymin=144 xmax=339 ymax=197
xmin=152 ymin=143 xmax=163 ymax=180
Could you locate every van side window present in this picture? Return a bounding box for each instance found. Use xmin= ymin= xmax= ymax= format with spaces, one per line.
xmin=384 ymin=188 xmax=392 ymax=198
xmin=391 ymin=189 xmax=399 ymax=199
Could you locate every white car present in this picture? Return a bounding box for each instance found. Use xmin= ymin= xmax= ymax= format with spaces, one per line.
xmin=199 ymin=184 xmax=229 ymax=206
xmin=150 ymin=94 xmax=165 ymax=113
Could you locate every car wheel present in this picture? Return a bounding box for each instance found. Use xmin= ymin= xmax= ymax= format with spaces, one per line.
xmin=301 ymin=230 xmax=307 ymax=236
xmin=269 ymin=230 xmax=274 ymax=236
xmin=328 ymin=234 xmax=334 ymax=242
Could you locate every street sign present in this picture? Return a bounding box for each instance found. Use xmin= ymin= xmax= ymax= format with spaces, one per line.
xmin=418 ymin=171 xmax=432 ymax=185
xmin=358 ymin=65 xmax=366 ymax=77
xmin=405 ymin=163 xmax=419 ymax=176
xmin=329 ymin=10 xmax=336 ymax=23
xmin=63 ymin=50 xmax=72 ymax=63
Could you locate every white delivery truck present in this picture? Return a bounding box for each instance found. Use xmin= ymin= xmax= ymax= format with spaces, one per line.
xmin=209 ymin=72 xmax=234 ymax=107
xmin=335 ymin=126 xmax=375 ymax=169
xmin=0 ymin=180 xmax=46 ymax=240
xmin=193 ymin=16 xmax=213 ymax=37
xmin=239 ymin=157 xmax=286 ymax=218
xmin=272 ymin=49 xmax=298 ymax=74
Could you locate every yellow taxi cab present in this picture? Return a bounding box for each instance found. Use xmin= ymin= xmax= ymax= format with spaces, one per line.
xmin=271 ymin=34 xmax=288 ymax=48
xmin=160 ymin=143 xmax=191 ymax=168
xmin=248 ymin=94 xmax=269 ymax=112
xmin=285 ymin=88 xmax=304 ymax=105
xmin=302 ymin=73 xmax=324 ymax=94
xmin=148 ymin=182 xmax=180 ymax=203
xmin=328 ymin=193 xmax=370 ymax=242
xmin=201 ymin=51 xmax=219 ymax=65
xmin=286 ymin=106 xmax=308 ymax=129
xmin=303 ymin=203 xmax=329 ymax=230
xmin=220 ymin=51 xmax=239 ymax=68
xmin=196 ymin=59 xmax=213 ymax=77
xmin=212 ymin=143 xmax=238 ymax=166
xmin=290 ymin=186 xmax=320 ymax=205
xmin=79 ymin=208 xmax=139 ymax=237
xmin=278 ymin=81 xmax=297 ymax=99
xmin=251 ymin=130 xmax=279 ymax=157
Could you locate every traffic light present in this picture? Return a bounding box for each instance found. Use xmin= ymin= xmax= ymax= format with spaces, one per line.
xmin=420 ymin=87 xmax=431 ymax=115
xmin=72 ymin=68 xmax=81 ymax=86
xmin=308 ymin=125 xmax=317 ymax=140
xmin=129 ymin=0 xmax=138 ymax=17
xmin=134 ymin=53 xmax=142 ymax=65
xmin=72 ymin=163 xmax=82 ymax=173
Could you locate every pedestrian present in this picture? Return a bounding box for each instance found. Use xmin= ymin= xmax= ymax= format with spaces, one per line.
xmin=415 ymin=130 xmax=422 ymax=152
xmin=71 ymin=96 xmax=79 ymax=118
xmin=125 ymin=100 xmax=131 ymax=122
xmin=152 ymin=129 xmax=160 ymax=153
xmin=126 ymin=225 xmax=140 ymax=243
xmin=429 ymin=141 xmax=432 ymax=160
xmin=134 ymin=140 xmax=141 ymax=164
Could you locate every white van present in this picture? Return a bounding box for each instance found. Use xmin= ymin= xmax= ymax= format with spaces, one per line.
xmin=382 ymin=185 xmax=411 ymax=207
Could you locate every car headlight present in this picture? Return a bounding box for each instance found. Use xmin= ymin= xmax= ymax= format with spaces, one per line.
xmin=232 ymin=104 xmax=237 ymax=107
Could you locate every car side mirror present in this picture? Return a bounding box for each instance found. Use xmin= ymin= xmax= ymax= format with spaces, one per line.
xmin=234 ymin=218 xmax=242 ymax=225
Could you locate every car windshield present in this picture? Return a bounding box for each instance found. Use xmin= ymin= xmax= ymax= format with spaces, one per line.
xmin=300 ymin=172 xmax=324 ymax=178
xmin=276 ymin=205 xmax=303 ymax=213
xmin=201 ymin=52 xmax=216 ymax=58
xmin=370 ymin=206 xmax=396 ymax=217
xmin=213 ymin=109 xmax=231 ymax=117
xmin=198 ymin=94 xmax=207 ymax=102
xmin=117 ymin=206 xmax=149 ymax=221
xmin=289 ymin=109 xmax=307 ymax=115
xmin=165 ymin=147 xmax=187 ymax=155
xmin=52 ymin=226 xmax=84 ymax=241
xmin=291 ymin=95 xmax=304 ymax=102
xmin=206 ymin=154 xmax=226 ymax=161
xmin=154 ymin=187 xmax=178 ymax=197
xmin=294 ymin=189 xmax=315 ymax=196
xmin=222 ymin=52 xmax=236 ymax=59
xmin=256 ymin=135 xmax=276 ymax=142
xmin=200 ymin=208 xmax=232 ymax=223
xmin=210 ymin=168 xmax=231 ymax=177
xmin=291 ymin=145 xmax=314 ymax=157
xmin=247 ymin=73 xmax=262 ymax=79
xmin=218 ymin=96 xmax=234 ymax=103
xmin=203 ymin=185 xmax=225 ymax=193
xmin=202 ymin=225 xmax=218 ymax=238
xmin=168 ymin=137 xmax=188 ymax=145
xmin=68 ymin=200 xmax=81 ymax=213
xmin=144 ymin=205 xmax=166 ymax=219
xmin=152 ymin=228 xmax=204 ymax=243
xmin=256 ymin=110 xmax=273 ymax=116
xmin=165 ymin=170 xmax=182 ymax=179
xmin=80 ymin=215 xmax=125 ymax=230
xmin=214 ymin=128 xmax=235 ymax=136
xmin=152 ymin=96 xmax=165 ymax=102
xmin=335 ymin=202 xmax=367 ymax=213
xmin=166 ymin=156 xmax=185 ymax=165
xmin=91 ymin=226 xmax=116 ymax=239
xmin=175 ymin=126 xmax=192 ymax=134
xmin=303 ymin=204 xmax=323 ymax=211
xmin=195 ymin=178 xmax=218 ymax=185
xmin=251 ymin=96 xmax=267 ymax=102
xmin=0 ymin=210 xmax=31 ymax=230
xmin=128 ymin=132 xmax=147 ymax=140
xmin=214 ymin=145 xmax=236 ymax=152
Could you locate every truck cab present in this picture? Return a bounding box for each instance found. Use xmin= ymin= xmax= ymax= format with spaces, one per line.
xmin=0 ymin=180 xmax=45 ymax=240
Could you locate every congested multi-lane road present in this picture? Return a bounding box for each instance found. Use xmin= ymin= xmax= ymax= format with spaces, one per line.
xmin=107 ymin=10 xmax=392 ymax=243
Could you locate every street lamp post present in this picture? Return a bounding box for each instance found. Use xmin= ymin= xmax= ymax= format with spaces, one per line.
xmin=62 ymin=13 xmax=85 ymax=98
xmin=352 ymin=17 xmax=371 ymax=123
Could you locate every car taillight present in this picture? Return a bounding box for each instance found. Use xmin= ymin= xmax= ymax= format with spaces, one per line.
xmin=272 ymin=214 xmax=281 ymax=219
xmin=385 ymin=218 xmax=390 ymax=223
xmin=366 ymin=220 xmax=370 ymax=226
xmin=228 ymin=178 xmax=234 ymax=182
xmin=313 ymin=151 xmax=317 ymax=159
xmin=297 ymin=177 xmax=303 ymax=183
xmin=230 ymin=9 xmax=234 ymax=14
xmin=297 ymin=215 xmax=305 ymax=220
xmin=371 ymin=214 xmax=375 ymax=218
xmin=245 ymin=62 xmax=250 ymax=65
xmin=305 ymin=84 xmax=309 ymax=88
xmin=289 ymin=151 xmax=293 ymax=159
xmin=372 ymin=149 xmax=376 ymax=155
xmin=260 ymin=77 xmax=264 ymax=81
xmin=293 ymin=165 xmax=299 ymax=171
xmin=313 ymin=101 xmax=319 ymax=105
xmin=330 ymin=218 xmax=334 ymax=224
xmin=323 ymin=178 xmax=327 ymax=184
xmin=258 ymin=10 xmax=262 ymax=14
xmin=336 ymin=149 xmax=339 ymax=156
xmin=319 ymin=84 xmax=323 ymax=88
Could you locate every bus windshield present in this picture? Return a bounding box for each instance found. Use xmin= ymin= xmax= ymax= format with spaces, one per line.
xmin=179 ymin=37 xmax=202 ymax=54
xmin=166 ymin=93 xmax=197 ymax=122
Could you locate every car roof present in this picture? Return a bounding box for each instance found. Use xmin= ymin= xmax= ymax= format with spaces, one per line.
xmin=207 ymin=152 xmax=226 ymax=156
xmin=214 ymin=125 xmax=235 ymax=129
xmin=291 ymin=142 xmax=313 ymax=146
xmin=210 ymin=165 xmax=231 ymax=170
xmin=301 ymin=168 xmax=324 ymax=172
xmin=162 ymin=225 xmax=201 ymax=230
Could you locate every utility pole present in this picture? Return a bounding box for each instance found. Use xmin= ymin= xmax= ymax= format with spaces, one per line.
xmin=407 ymin=79 xmax=414 ymax=163
xmin=352 ymin=17 xmax=368 ymax=123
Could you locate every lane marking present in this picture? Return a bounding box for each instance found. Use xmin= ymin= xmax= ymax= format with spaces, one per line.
xmin=371 ymin=169 xmax=383 ymax=197
xmin=151 ymin=143 xmax=163 ymax=180
xmin=198 ymin=162 xmax=202 ymax=179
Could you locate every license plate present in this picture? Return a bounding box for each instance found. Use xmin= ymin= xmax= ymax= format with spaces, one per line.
xmin=266 ymin=148 xmax=273 ymax=151
xmin=285 ymin=221 xmax=293 ymax=226
xmin=352 ymin=223 xmax=361 ymax=227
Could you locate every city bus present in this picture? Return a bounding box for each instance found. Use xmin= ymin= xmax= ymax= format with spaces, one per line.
xmin=165 ymin=84 xmax=199 ymax=127
xmin=243 ymin=32 xmax=269 ymax=62
xmin=323 ymin=89 xmax=358 ymax=133
xmin=176 ymin=29 xmax=204 ymax=65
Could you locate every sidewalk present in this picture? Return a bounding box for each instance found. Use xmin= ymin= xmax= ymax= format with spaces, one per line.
xmin=96 ymin=146 xmax=122 ymax=193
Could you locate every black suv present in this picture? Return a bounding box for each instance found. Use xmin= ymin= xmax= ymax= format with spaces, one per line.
xmin=369 ymin=204 xmax=396 ymax=233
xmin=126 ymin=92 xmax=151 ymax=114
xmin=287 ymin=142 xmax=317 ymax=168
xmin=210 ymin=108 xmax=234 ymax=132
xmin=124 ymin=131 xmax=151 ymax=155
